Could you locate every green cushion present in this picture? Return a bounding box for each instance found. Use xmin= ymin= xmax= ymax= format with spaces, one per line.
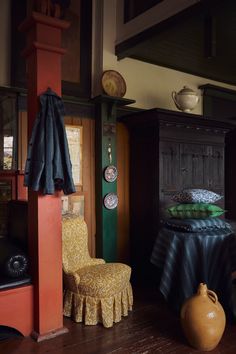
xmin=167 ymin=203 xmax=225 ymax=219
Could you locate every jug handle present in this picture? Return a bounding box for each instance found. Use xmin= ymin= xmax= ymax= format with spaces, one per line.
xmin=207 ymin=289 xmax=218 ymax=303
xmin=171 ymin=91 xmax=181 ymax=110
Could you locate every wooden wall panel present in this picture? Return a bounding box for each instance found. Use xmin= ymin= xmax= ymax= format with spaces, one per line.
xmin=117 ymin=122 xmax=130 ymax=263
xmin=80 ymin=118 xmax=96 ymax=257
xmin=64 ymin=116 xmax=96 ymax=257
xmin=18 ymin=111 xmax=28 ymax=172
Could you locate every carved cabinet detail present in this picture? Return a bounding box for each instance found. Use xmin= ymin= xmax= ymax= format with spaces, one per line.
xmin=159 ymin=141 xmax=225 ymax=213
xmin=159 ymin=141 xmax=180 ymax=192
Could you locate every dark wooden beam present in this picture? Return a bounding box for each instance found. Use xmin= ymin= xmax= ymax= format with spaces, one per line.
xmin=204 ymin=12 xmax=216 ymax=59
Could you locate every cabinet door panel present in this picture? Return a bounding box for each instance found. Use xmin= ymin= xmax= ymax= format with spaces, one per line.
xmin=180 ymin=143 xmax=207 ymax=188
xmin=207 ymin=145 xmax=224 ymax=190
xmin=159 ymin=141 xmax=179 ymax=192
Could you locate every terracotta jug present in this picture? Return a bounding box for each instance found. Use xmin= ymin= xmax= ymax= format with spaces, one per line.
xmin=181 ymin=283 xmax=226 ymax=351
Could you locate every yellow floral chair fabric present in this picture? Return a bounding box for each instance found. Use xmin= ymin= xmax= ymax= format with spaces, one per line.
xmin=62 ymin=215 xmax=133 ymax=328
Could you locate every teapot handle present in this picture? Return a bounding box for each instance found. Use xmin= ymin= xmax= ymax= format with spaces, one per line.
xmin=207 ymin=289 xmax=218 ymax=303
xmin=171 ymin=91 xmax=181 ymax=110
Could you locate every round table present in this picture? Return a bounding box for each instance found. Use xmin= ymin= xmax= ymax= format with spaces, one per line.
xmin=151 ymin=226 xmax=236 ymax=319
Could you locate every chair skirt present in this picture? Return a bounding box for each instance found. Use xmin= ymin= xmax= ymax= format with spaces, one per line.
xmin=63 ymin=263 xmax=133 ymax=328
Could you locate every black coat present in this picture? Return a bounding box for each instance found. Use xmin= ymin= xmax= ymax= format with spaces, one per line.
xmin=24 ymin=89 xmax=76 ymax=195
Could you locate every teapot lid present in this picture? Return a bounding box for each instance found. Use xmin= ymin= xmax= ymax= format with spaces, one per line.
xmin=178 ymin=86 xmax=197 ymax=95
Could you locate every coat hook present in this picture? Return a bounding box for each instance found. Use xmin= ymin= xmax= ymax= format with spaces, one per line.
xmin=107 ymin=143 xmax=112 ymax=164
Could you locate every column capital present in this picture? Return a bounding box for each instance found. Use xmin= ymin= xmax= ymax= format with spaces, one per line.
xmin=19 ymin=11 xmax=70 ymax=32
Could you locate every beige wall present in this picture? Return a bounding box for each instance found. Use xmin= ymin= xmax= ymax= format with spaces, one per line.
xmin=102 ymin=0 xmax=236 ymax=114
xmin=0 ymin=0 xmax=11 ymax=86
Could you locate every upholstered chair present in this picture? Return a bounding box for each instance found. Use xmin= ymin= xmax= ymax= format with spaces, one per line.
xmin=62 ymin=215 xmax=133 ymax=328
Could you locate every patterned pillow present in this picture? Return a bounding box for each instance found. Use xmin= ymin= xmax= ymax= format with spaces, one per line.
xmin=167 ymin=203 xmax=225 ymax=219
xmin=172 ymin=189 xmax=222 ymax=204
xmin=164 ymin=218 xmax=232 ymax=232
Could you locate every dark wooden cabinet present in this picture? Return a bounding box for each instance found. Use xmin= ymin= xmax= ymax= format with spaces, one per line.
xmin=121 ymin=108 xmax=235 ymax=283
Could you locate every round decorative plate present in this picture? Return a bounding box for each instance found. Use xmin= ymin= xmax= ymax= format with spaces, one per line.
xmin=103 ymin=193 xmax=118 ymax=210
xmin=104 ymin=165 xmax=118 ymax=183
xmin=101 ymin=70 xmax=126 ymax=97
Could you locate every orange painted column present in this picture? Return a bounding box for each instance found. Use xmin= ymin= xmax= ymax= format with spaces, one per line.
xmin=19 ymin=12 xmax=70 ymax=341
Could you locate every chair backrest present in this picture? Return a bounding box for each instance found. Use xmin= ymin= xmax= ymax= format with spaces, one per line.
xmin=62 ymin=215 xmax=91 ymax=273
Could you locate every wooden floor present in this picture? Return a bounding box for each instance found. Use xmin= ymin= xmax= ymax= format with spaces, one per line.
xmin=1 ymin=287 xmax=236 ymax=354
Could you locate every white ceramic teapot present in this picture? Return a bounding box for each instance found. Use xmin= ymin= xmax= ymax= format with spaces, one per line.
xmin=172 ymin=86 xmax=199 ymax=112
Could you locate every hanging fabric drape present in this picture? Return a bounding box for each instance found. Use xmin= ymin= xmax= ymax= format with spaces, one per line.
xmin=24 ymin=88 xmax=76 ymax=195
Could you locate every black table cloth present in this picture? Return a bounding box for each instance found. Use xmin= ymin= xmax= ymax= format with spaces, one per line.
xmin=150 ymin=227 xmax=236 ymax=319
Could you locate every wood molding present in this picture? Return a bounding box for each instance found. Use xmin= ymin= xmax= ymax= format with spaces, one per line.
xmin=31 ymin=327 xmax=69 ymax=342
xmin=199 ymin=84 xmax=236 ymax=101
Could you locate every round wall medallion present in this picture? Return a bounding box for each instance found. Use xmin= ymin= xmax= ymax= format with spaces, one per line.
xmin=103 ymin=193 xmax=118 ymax=209
xmin=101 ymin=70 xmax=126 ymax=97
xmin=104 ymin=165 xmax=118 ymax=183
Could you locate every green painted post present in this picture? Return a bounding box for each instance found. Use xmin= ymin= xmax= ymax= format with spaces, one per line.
xmin=93 ymin=95 xmax=135 ymax=262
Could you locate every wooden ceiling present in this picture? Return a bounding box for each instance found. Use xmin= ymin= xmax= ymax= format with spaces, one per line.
xmin=115 ymin=0 xmax=236 ymax=85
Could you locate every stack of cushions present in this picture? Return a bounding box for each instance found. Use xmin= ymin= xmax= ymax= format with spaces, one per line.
xmin=165 ymin=189 xmax=232 ymax=233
